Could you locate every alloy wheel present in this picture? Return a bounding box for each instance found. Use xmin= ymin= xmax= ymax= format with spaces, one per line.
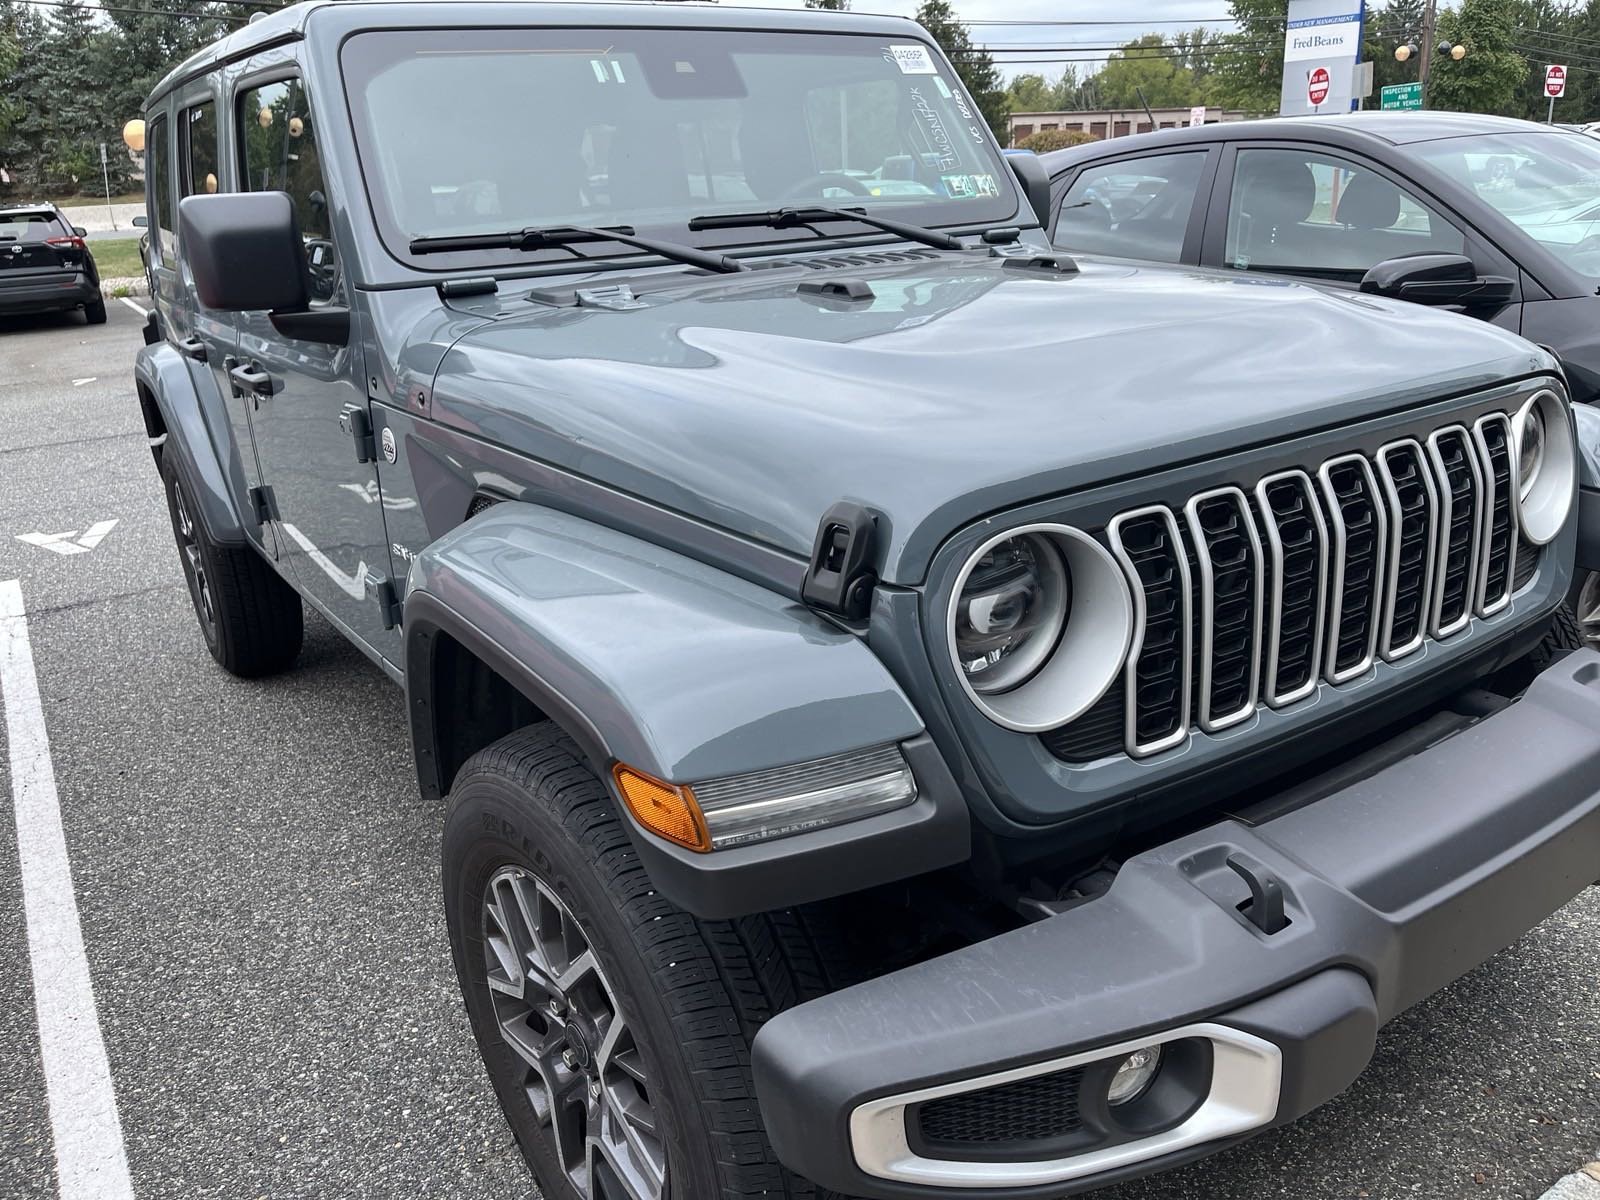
xmin=172 ymin=479 xmax=216 ymax=629
xmin=481 ymin=865 xmax=667 ymax=1200
xmin=1577 ymin=571 xmax=1600 ymax=649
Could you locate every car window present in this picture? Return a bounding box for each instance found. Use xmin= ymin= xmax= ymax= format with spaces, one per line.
xmin=1053 ymin=152 xmax=1206 ymax=264
xmin=238 ymin=76 xmax=341 ymax=302
xmin=1410 ymin=131 xmax=1600 ymax=282
xmin=149 ymin=113 xmax=175 ymax=261
xmin=340 ymin=28 xmax=1022 ymax=269
xmin=182 ymin=101 xmax=219 ymax=197
xmin=1224 ymin=148 xmax=1465 ymax=281
xmin=0 ymin=212 xmax=68 ymax=242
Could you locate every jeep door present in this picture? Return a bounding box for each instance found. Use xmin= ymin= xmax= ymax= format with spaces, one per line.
xmin=227 ymin=55 xmax=401 ymax=662
xmin=150 ymin=80 xmax=279 ymax=561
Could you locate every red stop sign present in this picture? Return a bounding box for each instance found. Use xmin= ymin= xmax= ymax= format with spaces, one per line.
xmin=1308 ymin=66 xmax=1331 ymax=106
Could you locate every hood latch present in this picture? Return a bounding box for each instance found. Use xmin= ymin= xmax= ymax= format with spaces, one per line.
xmin=803 ymin=502 xmax=879 ymax=621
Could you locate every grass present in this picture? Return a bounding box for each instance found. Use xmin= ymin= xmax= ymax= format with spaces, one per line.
xmin=90 ymin=238 xmax=145 ymax=281
xmin=39 ymin=191 xmax=146 ymax=208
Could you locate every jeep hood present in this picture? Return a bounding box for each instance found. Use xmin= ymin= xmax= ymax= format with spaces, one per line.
xmin=428 ymin=255 xmax=1549 ymax=585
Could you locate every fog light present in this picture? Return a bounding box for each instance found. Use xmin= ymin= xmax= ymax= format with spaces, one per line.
xmin=1106 ymin=1045 xmax=1163 ymax=1105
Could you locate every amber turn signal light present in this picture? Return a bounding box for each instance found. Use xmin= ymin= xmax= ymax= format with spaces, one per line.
xmin=612 ymin=764 xmax=710 ymax=853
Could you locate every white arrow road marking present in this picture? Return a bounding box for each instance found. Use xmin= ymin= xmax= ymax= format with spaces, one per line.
xmin=335 ymin=481 xmax=417 ymax=511
xmin=280 ymin=521 xmax=371 ymax=600
xmin=71 ymin=378 xmax=97 ymax=387
xmin=15 ymin=520 xmax=119 ymax=557
xmin=0 ymin=580 xmax=135 ymax=1200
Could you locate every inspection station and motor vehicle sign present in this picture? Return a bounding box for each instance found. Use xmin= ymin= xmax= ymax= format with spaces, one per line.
xmin=1280 ymin=0 xmax=1366 ymax=116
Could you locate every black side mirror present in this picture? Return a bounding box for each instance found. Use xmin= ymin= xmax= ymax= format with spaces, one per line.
xmin=72 ymin=225 xmax=88 ymax=237
xmin=178 ymin=192 xmax=349 ymax=345
xmin=131 ymin=214 xmax=148 ymax=228
xmin=1359 ymin=253 xmax=1515 ymax=308
xmin=1003 ymin=149 xmax=1052 ymax=228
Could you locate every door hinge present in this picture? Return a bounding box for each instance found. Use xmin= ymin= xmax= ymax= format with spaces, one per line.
xmin=367 ymin=574 xmax=404 ymax=630
xmin=802 ymin=501 xmax=878 ymax=621
xmin=339 ymin=406 xmax=377 ymax=464
xmin=248 ymin=485 xmax=278 ymax=526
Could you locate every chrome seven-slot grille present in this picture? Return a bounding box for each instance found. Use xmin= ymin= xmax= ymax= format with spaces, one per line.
xmin=1050 ymin=413 xmax=1525 ymax=762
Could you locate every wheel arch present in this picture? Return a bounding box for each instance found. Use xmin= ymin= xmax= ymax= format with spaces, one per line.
xmin=134 ymin=341 xmax=247 ymax=547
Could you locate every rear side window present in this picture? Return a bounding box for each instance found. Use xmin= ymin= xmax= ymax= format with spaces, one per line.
xmin=148 ymin=113 xmax=175 ymax=260
xmin=1054 ymin=152 xmax=1206 ymax=264
xmin=183 ymin=101 xmax=220 ymax=196
xmin=0 ymin=212 xmax=67 ymax=242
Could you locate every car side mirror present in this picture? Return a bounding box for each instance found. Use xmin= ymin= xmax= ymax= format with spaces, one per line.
xmin=177 ymin=191 xmax=348 ymax=344
xmin=131 ymin=215 xmax=148 ymax=228
xmin=1359 ymin=254 xmax=1515 ymax=308
xmin=1003 ymin=149 xmax=1052 ymax=228
xmin=72 ymin=225 xmax=88 ymax=237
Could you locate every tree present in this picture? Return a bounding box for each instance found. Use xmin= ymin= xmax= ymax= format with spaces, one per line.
xmin=1429 ymin=0 xmax=1526 ymax=115
xmin=914 ymin=0 xmax=1010 ymax=140
xmin=1096 ymin=35 xmax=1204 ymax=108
xmin=1208 ymin=0 xmax=1288 ymax=114
xmin=804 ymin=0 xmax=849 ymax=9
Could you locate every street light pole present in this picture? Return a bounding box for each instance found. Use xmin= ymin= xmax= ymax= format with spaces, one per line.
xmin=1418 ymin=0 xmax=1438 ymax=104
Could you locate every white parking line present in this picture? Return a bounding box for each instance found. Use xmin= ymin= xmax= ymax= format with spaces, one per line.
xmin=117 ymin=297 xmax=149 ymax=318
xmin=0 ymin=580 xmax=135 ymax=1200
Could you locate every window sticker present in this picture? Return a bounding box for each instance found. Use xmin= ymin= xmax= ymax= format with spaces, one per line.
xmin=911 ymin=87 xmax=960 ymax=171
xmin=610 ymin=60 xmax=626 ymax=83
xmin=971 ymin=173 xmax=999 ymax=197
xmin=941 ymin=173 xmax=975 ymax=198
xmin=886 ymin=44 xmax=937 ymax=74
xmin=590 ymin=59 xmax=608 ymax=83
xmin=932 ymin=76 xmax=952 ymax=98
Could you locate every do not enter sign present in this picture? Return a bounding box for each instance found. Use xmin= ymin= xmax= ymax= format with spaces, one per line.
xmin=1308 ymin=66 xmax=1331 ymax=107
xmin=1546 ymin=64 xmax=1567 ymax=98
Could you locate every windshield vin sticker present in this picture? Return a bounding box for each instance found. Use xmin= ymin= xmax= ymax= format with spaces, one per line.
xmin=886 ymin=44 xmax=937 ymax=74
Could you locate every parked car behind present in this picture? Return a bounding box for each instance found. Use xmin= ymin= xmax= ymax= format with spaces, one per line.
xmin=1040 ymin=112 xmax=1600 ymax=643
xmin=0 ymin=202 xmax=106 ymax=324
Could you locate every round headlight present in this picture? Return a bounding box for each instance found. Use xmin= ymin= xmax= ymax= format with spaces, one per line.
xmin=953 ymin=533 xmax=1068 ymax=694
xmin=1518 ymin=403 xmax=1545 ymax=502
xmin=1513 ymin=389 xmax=1575 ymax=546
xmin=947 ymin=525 xmax=1134 ymax=733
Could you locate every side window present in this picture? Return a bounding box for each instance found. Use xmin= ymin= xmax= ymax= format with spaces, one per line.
xmin=182 ymin=102 xmax=219 ymax=197
xmin=1053 ymin=152 xmax=1207 ymax=264
xmin=238 ymin=76 xmax=340 ymax=301
xmin=148 ymin=113 xmax=175 ymax=261
xmin=1224 ymin=148 xmax=1466 ymax=280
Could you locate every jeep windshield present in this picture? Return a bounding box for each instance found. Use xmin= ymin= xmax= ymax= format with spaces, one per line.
xmin=340 ymin=27 xmax=1023 ymax=271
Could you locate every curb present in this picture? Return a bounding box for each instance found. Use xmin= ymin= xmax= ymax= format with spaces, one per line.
xmin=1539 ymin=1165 xmax=1600 ymax=1200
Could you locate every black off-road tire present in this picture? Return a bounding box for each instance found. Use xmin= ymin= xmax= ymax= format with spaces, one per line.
xmin=159 ymin=452 xmax=303 ymax=677
xmin=442 ymin=723 xmax=857 ymax=1200
xmin=83 ymin=297 xmax=107 ymax=324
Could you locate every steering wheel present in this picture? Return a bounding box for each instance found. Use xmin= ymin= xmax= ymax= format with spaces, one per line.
xmin=779 ymin=172 xmax=873 ymax=202
xmin=304 ymin=238 xmax=341 ymax=302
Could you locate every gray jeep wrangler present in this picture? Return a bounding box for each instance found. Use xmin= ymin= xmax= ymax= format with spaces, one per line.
xmin=132 ymin=3 xmax=1600 ymax=1198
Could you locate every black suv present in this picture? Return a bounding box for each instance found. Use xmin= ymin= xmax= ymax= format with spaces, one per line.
xmin=0 ymin=202 xmax=106 ymax=324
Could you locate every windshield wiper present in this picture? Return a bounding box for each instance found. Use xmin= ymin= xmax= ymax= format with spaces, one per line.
xmin=408 ymin=224 xmax=745 ymax=274
xmin=687 ymin=206 xmax=965 ymax=251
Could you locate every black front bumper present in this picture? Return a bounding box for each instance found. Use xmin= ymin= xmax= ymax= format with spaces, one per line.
xmin=753 ymin=651 xmax=1600 ymax=1199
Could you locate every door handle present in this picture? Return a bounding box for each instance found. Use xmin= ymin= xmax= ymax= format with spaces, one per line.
xmin=229 ymin=361 xmax=279 ymax=401
xmin=176 ymin=336 xmax=207 ymax=362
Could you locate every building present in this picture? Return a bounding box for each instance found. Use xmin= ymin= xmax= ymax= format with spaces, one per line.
xmin=1008 ymin=107 xmax=1249 ymax=146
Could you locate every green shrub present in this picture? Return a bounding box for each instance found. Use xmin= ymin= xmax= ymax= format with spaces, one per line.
xmin=1014 ymin=128 xmax=1098 ymax=153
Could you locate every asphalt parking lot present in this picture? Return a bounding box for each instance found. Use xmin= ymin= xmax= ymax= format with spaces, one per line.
xmin=0 ymin=300 xmax=1597 ymax=1200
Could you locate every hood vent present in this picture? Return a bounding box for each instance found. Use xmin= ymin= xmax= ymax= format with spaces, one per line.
xmin=754 ymin=248 xmax=941 ymax=272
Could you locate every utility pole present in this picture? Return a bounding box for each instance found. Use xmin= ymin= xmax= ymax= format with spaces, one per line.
xmin=1417 ymin=0 xmax=1438 ymax=104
